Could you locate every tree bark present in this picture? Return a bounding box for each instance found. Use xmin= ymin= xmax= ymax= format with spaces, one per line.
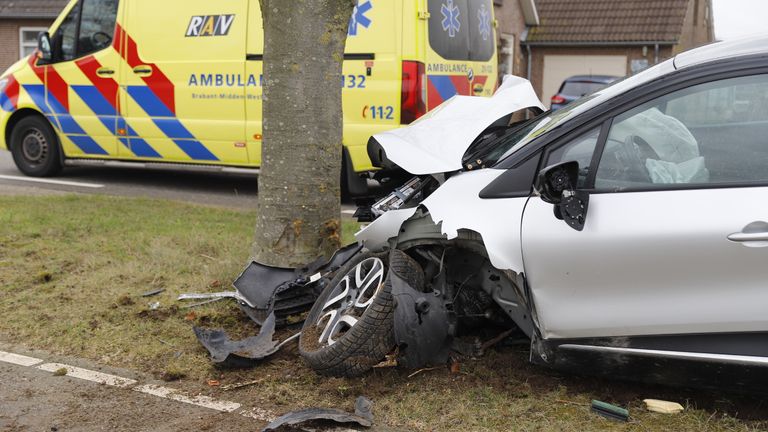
xmin=254 ymin=0 xmax=355 ymax=267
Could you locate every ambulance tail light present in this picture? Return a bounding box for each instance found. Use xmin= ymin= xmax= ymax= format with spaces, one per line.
xmin=401 ymin=61 xmax=426 ymax=124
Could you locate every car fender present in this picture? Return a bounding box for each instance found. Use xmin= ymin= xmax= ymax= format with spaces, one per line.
xmin=356 ymin=168 xmax=528 ymax=273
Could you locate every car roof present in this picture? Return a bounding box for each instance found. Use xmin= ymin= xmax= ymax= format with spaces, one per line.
xmin=674 ymin=34 xmax=768 ymax=69
xmin=563 ymin=75 xmax=618 ymax=83
xmin=549 ymin=35 xmax=768 ymax=126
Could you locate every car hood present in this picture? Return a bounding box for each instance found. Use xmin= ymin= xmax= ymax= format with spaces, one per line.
xmin=370 ymin=75 xmax=545 ymax=175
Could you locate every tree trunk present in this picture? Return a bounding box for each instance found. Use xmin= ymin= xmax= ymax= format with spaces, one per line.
xmin=254 ymin=0 xmax=355 ymax=267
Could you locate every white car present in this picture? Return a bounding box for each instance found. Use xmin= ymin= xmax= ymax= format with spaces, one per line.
xmin=288 ymin=37 xmax=768 ymax=389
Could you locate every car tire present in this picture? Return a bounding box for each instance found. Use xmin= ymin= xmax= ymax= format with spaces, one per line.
xmin=299 ymin=249 xmax=424 ymax=377
xmin=10 ymin=115 xmax=62 ymax=177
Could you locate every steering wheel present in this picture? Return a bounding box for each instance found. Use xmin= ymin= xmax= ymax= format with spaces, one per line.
xmin=91 ymin=31 xmax=113 ymax=48
xmin=603 ymin=134 xmax=661 ymax=183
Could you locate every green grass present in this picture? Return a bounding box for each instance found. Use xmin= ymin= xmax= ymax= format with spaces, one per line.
xmin=0 ymin=194 xmax=765 ymax=431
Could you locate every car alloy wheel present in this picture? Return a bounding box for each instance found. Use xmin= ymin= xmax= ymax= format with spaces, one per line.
xmin=314 ymin=256 xmax=385 ymax=347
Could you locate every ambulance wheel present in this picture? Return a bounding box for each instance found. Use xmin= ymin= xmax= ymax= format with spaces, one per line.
xmin=10 ymin=115 xmax=62 ymax=177
xmin=299 ymin=249 xmax=424 ymax=377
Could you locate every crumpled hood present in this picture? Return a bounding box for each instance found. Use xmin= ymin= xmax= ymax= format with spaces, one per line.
xmin=371 ymin=75 xmax=545 ymax=175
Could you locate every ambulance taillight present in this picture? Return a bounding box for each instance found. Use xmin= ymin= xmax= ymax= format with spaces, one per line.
xmin=400 ymin=61 xmax=426 ymax=124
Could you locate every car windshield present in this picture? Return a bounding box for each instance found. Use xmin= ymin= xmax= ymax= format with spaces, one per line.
xmin=463 ymin=94 xmax=597 ymax=168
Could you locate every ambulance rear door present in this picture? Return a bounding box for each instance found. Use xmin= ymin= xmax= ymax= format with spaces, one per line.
xmin=424 ymin=0 xmax=497 ymax=109
xmin=119 ymin=0 xmax=249 ymax=164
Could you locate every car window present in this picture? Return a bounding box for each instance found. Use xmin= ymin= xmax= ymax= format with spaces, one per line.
xmin=544 ymin=127 xmax=600 ymax=188
xmin=77 ymin=0 xmax=119 ymax=56
xmin=560 ymin=81 xmax=609 ymax=97
xmin=595 ymin=74 xmax=768 ymax=190
xmin=428 ymin=0 xmax=495 ymax=61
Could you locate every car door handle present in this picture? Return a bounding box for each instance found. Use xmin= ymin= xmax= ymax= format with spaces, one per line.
xmin=728 ymin=221 xmax=768 ymax=246
xmin=132 ymin=65 xmax=153 ymax=76
xmin=727 ymin=232 xmax=768 ymax=242
xmin=96 ymin=67 xmax=115 ymax=76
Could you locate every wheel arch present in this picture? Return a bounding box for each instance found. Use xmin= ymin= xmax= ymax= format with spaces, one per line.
xmin=5 ymin=108 xmax=52 ymax=152
xmin=393 ymin=210 xmax=538 ymax=338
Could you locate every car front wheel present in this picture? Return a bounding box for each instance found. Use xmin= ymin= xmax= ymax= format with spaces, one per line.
xmin=10 ymin=115 xmax=62 ymax=177
xmin=299 ymin=249 xmax=424 ymax=377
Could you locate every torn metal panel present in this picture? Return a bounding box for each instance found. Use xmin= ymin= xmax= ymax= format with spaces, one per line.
xmin=193 ymin=312 xmax=298 ymax=367
xmin=355 ymin=208 xmax=417 ymax=249
xmin=357 ymin=169 xmax=529 ymax=273
xmin=371 ymin=75 xmax=545 ymax=175
xmin=261 ymin=396 xmax=373 ymax=431
xmin=419 ymin=169 xmax=529 ymax=272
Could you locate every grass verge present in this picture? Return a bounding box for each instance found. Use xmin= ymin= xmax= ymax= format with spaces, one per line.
xmin=0 ymin=194 xmax=765 ymax=431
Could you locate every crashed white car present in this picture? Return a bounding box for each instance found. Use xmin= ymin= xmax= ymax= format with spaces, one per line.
xmin=218 ymin=37 xmax=768 ymax=390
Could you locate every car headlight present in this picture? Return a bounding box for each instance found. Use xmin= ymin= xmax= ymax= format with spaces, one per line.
xmin=0 ymin=78 xmax=7 ymax=94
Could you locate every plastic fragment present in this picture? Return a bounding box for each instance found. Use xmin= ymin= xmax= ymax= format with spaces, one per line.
xmin=591 ymin=400 xmax=629 ymax=422
xmin=644 ymin=399 xmax=684 ymax=414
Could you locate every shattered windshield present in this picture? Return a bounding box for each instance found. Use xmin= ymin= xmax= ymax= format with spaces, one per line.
xmin=462 ymin=95 xmax=598 ymax=168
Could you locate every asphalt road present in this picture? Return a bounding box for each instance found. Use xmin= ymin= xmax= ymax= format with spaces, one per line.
xmin=0 ymin=151 xmax=357 ymax=214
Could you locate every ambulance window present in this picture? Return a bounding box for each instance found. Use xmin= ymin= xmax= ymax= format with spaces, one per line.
xmin=427 ymin=0 xmax=495 ymax=62
xmin=428 ymin=0 xmax=470 ymax=60
xmin=77 ymin=0 xmax=119 ymax=56
xmin=467 ymin=0 xmax=495 ymax=61
xmin=53 ymin=3 xmax=80 ymax=61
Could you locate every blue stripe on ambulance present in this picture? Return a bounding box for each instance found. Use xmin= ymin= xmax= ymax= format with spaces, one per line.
xmin=72 ymin=85 xmax=162 ymax=158
xmin=126 ymin=86 xmax=218 ymax=161
xmin=22 ymin=84 xmax=108 ymax=155
xmin=428 ymin=75 xmax=459 ymax=101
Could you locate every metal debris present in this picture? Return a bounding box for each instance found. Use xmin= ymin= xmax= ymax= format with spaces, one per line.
xmin=261 ymin=396 xmax=373 ymax=431
xmin=141 ymin=288 xmax=165 ymax=297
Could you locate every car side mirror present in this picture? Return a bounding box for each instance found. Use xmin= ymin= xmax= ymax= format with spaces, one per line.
xmin=37 ymin=32 xmax=52 ymax=63
xmin=536 ymin=161 xmax=590 ymax=231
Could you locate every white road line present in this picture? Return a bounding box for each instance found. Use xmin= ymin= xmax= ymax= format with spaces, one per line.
xmin=341 ymin=209 xmax=356 ymax=215
xmin=0 ymin=350 xmax=43 ymax=367
xmin=37 ymin=363 xmax=137 ymax=388
xmin=134 ymin=384 xmax=241 ymax=412
xmin=0 ymin=174 xmax=104 ymax=188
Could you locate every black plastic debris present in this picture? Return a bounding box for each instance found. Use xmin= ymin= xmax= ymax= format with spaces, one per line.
xmin=233 ymin=243 xmax=362 ymax=327
xmin=261 ymin=396 xmax=373 ymax=431
xmin=193 ymin=312 xmax=298 ymax=367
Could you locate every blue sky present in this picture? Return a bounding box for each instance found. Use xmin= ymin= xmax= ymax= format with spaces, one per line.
xmin=712 ymin=0 xmax=768 ymax=40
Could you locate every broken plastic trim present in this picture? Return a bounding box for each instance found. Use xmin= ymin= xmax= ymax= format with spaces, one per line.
xmin=232 ymin=243 xmax=363 ymax=326
xmin=389 ymin=253 xmax=452 ymax=368
xmin=261 ymin=396 xmax=373 ymax=431
xmin=193 ymin=312 xmax=299 ymax=367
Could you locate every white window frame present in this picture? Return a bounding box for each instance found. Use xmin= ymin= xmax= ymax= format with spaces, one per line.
xmin=19 ymin=27 xmax=48 ymax=59
xmin=500 ymin=33 xmax=515 ymax=76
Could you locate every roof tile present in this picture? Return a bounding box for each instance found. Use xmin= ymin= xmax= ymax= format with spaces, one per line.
xmin=526 ymin=0 xmax=690 ymax=44
xmin=0 ymin=0 xmax=68 ymax=19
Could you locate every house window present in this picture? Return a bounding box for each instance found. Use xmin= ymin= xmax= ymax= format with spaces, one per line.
xmin=19 ymin=27 xmax=47 ymax=59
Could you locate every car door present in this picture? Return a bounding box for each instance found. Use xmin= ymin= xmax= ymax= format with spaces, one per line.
xmin=521 ymin=72 xmax=768 ymax=341
xmin=119 ymin=0 xmax=248 ymax=164
xmin=37 ymin=0 xmax=122 ymax=158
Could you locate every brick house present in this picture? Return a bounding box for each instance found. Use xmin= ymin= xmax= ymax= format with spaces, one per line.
xmin=0 ymin=0 xmax=67 ymax=72
xmin=493 ymin=0 xmax=539 ymax=79
xmin=521 ymin=0 xmax=715 ymax=105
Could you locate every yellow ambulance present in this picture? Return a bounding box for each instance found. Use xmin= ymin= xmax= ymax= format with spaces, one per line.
xmin=0 ymin=0 xmax=497 ymax=194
